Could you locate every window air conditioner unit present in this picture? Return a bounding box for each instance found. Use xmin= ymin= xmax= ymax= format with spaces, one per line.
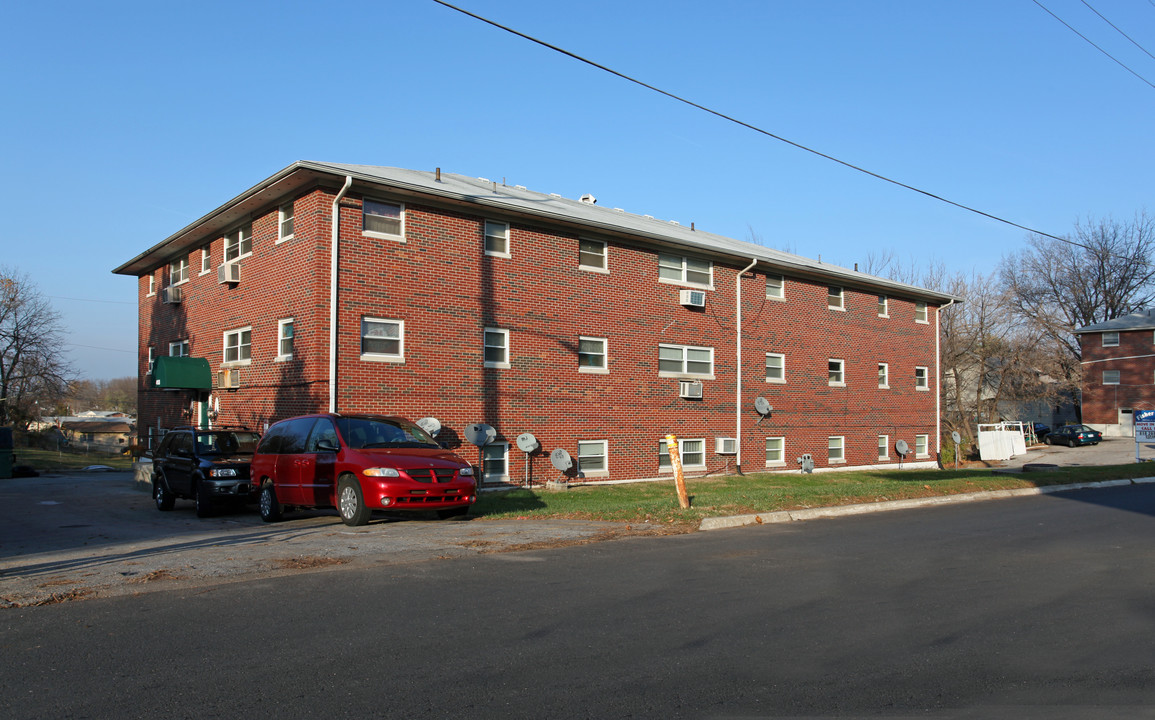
xmin=218 ymin=262 xmax=241 ymax=285
xmin=160 ymin=286 xmax=183 ymax=304
xmin=679 ymin=289 xmax=706 ymax=307
xmin=217 ymin=368 xmax=241 ymax=390
xmin=679 ymin=380 xmax=703 ymax=399
xmin=715 ymin=437 xmax=738 ymax=455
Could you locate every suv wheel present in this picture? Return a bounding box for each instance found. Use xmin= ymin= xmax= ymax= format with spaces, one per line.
xmin=338 ymin=477 xmax=371 ymax=527
xmin=259 ymin=482 xmax=282 ymax=523
xmin=194 ymin=480 xmax=214 ymax=518
xmin=153 ymin=473 xmax=175 ymax=511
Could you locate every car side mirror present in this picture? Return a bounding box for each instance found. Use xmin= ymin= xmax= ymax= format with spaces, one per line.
xmin=316 ymin=440 xmax=340 ymax=453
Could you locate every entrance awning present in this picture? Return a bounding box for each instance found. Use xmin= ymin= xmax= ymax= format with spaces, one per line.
xmin=151 ymin=356 xmax=212 ymax=390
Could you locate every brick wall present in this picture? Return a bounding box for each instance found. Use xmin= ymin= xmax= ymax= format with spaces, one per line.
xmin=1080 ymin=328 xmax=1155 ymax=427
xmin=136 ymin=183 xmax=940 ymax=479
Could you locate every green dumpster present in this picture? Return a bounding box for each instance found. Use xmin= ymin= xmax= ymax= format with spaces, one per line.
xmin=0 ymin=427 xmax=12 ymax=480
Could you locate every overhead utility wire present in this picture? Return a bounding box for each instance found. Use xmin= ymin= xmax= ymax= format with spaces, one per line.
xmin=1079 ymin=0 xmax=1155 ymax=62
xmin=1031 ymin=0 xmax=1155 ymax=90
xmin=432 ymin=0 xmax=1080 ymax=248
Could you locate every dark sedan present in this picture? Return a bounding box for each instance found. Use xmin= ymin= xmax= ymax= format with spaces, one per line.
xmin=1045 ymin=424 xmax=1102 ymax=447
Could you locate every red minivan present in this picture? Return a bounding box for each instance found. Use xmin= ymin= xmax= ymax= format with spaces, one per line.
xmin=250 ymin=413 xmax=476 ymax=526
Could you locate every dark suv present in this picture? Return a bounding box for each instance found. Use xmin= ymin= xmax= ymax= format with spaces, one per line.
xmin=151 ymin=426 xmax=262 ymax=517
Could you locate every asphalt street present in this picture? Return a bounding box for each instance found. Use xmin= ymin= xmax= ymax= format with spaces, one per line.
xmin=3 ymin=482 xmax=1155 ymax=718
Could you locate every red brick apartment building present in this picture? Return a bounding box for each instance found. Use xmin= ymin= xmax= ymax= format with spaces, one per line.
xmin=1077 ymin=311 xmax=1155 ymax=436
xmin=113 ymin=161 xmax=959 ymax=482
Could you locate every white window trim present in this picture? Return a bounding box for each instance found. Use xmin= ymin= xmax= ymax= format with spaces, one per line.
xmin=1103 ymin=370 xmax=1121 ymax=385
xmin=878 ymin=434 xmax=890 ymax=460
xmin=915 ymin=366 xmax=930 ymax=391
xmin=878 ymin=362 xmax=889 ymax=389
xmin=362 ymin=198 xmax=406 ymax=242
xmin=915 ymin=434 xmax=930 ymax=458
xmin=827 ymin=286 xmax=845 ymax=311
xmin=482 ymin=442 xmax=510 ymax=483
xmin=168 ymin=340 xmax=189 ymax=357
xmin=828 ymin=358 xmax=845 ymax=387
xmin=765 ymin=436 xmax=785 ymax=467
xmin=222 ymin=326 xmax=253 ymax=367
xmin=658 ymin=343 xmax=715 ymax=379
xmin=578 ymin=238 xmax=609 ymax=274
xmin=169 ymin=257 xmax=190 ymax=286
xmin=1102 ymin=332 xmax=1120 ymax=347
xmin=765 ymin=274 xmax=785 ymax=301
xmin=146 ymin=347 xmax=155 ymax=374
xmin=277 ymin=202 xmax=295 ymax=244
xmin=828 ymin=436 xmax=846 ymax=464
xmin=915 ymin=302 xmax=929 ymax=324
xmin=660 ymin=438 xmax=707 ymax=473
xmin=658 ymin=253 xmax=714 ymax=290
xmin=276 ymin=318 xmax=294 ymax=362
xmin=484 ymin=220 xmax=511 ymax=258
xmin=484 ymin=327 xmax=510 ymax=369
xmin=878 ymin=295 xmax=889 ymax=318
xmin=146 ymin=274 xmax=156 ymax=297
xmin=199 ymin=246 xmax=212 ymax=276
xmin=765 ymin=352 xmax=786 ymax=384
xmin=578 ymin=336 xmax=609 ymax=374
xmin=360 ymin=317 xmax=405 ymax=363
xmin=223 ymin=224 xmax=253 ymax=262
xmin=577 ymin=440 xmax=609 ymax=478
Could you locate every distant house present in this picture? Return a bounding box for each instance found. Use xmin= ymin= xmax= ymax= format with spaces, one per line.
xmin=34 ymin=414 xmax=136 ymax=453
xmin=1076 ymin=310 xmax=1155 ymax=436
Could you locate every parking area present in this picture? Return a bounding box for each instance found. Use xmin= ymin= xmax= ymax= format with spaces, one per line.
xmin=999 ymin=436 xmax=1146 ymax=469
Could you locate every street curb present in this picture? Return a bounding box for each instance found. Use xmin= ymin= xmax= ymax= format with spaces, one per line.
xmin=698 ymin=476 xmax=1155 ymax=531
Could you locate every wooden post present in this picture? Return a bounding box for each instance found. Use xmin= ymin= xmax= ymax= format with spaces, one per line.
xmin=666 ymin=434 xmax=691 ymax=509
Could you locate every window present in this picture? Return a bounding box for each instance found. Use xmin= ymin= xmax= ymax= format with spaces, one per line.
xmin=200 ymin=246 xmax=211 ymax=275
xmin=577 ymin=440 xmax=608 ymax=476
xmin=827 ymin=286 xmax=844 ymax=310
xmin=658 ymin=253 xmax=712 ymax=287
xmin=169 ymin=256 xmax=189 ymax=285
xmin=765 ymin=437 xmax=785 ymax=466
xmin=277 ymin=319 xmax=294 ymax=360
xmin=224 ymin=224 xmax=252 ymax=261
xmin=169 ymin=340 xmax=189 ymax=357
xmin=766 ymin=274 xmax=784 ymax=300
xmin=915 ymin=434 xmax=929 ymax=458
xmin=878 ymin=295 xmax=889 ymax=317
xmin=578 ymin=336 xmax=607 ymax=372
xmin=484 ymin=220 xmax=509 ymax=257
xmin=361 ymin=318 xmax=403 ymax=361
xmin=828 ymin=436 xmax=845 ymax=463
xmin=147 ymin=274 xmax=155 ymax=296
xmin=1103 ymin=332 xmax=1120 ymax=347
xmin=278 ymin=202 xmax=295 ymax=242
xmin=1103 ymin=369 xmax=1121 ymax=385
xmin=765 ymin=353 xmax=785 ymax=383
xmin=828 ymin=359 xmax=845 ymax=386
xmin=878 ymin=362 xmax=889 ymax=388
xmin=660 ymin=438 xmax=707 ymax=471
xmin=578 ymin=238 xmax=607 ymax=271
xmin=223 ymin=327 xmax=252 ymax=364
xmin=658 ymin=344 xmax=714 ymax=377
xmin=484 ymin=328 xmax=509 ymax=368
xmin=147 ymin=347 xmax=155 ymax=373
xmin=915 ymin=301 xmax=928 ymax=323
xmin=915 ymin=366 xmax=929 ymax=390
xmin=878 ymin=435 xmax=889 ymax=460
xmin=363 ymin=199 xmax=404 ymax=239
xmin=482 ymin=442 xmax=509 ymax=482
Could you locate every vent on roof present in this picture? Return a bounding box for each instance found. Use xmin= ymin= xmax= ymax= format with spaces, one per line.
xmin=515 ymin=185 xmax=526 ymax=190
xmin=580 ymin=193 xmax=597 ymax=204
xmin=644 ymin=214 xmax=654 ymax=219
xmin=613 ymin=207 xmax=625 ymax=213
xmin=550 ymin=193 xmax=561 ymax=198
xmin=669 ymin=221 xmax=680 ymax=226
xmin=477 ymin=177 xmax=490 ymax=182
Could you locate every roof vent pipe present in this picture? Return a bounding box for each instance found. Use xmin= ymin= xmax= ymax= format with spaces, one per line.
xmin=435 ymin=167 xmax=441 ymax=182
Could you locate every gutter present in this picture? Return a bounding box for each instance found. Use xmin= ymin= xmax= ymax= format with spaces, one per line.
xmin=936 ymin=298 xmax=956 ymax=455
xmin=735 ymin=258 xmax=758 ymax=474
xmin=329 ymin=176 xmax=353 ymax=413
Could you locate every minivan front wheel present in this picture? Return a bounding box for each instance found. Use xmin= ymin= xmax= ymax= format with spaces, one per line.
xmin=338 ymin=477 xmax=371 ymax=527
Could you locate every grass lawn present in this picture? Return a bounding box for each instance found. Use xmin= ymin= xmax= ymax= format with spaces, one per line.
xmin=10 ymin=447 xmax=135 ymax=472
xmin=471 ymin=464 xmax=1155 ymax=526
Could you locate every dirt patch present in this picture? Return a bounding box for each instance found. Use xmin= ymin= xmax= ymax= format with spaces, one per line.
xmin=126 ymin=569 xmax=184 ymax=584
xmin=476 ymin=523 xmax=695 ymax=553
xmin=273 ymin=556 xmax=350 ymax=570
xmin=3 ymin=588 xmax=95 ymax=608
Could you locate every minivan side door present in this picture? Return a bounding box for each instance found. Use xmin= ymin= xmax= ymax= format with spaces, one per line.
xmin=302 ymin=418 xmax=340 ymax=507
xmin=274 ymin=418 xmax=318 ymax=506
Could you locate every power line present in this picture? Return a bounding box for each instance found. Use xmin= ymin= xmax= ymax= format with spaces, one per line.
xmin=1032 ymin=0 xmax=1155 ymax=90
xmin=1079 ymin=0 xmax=1155 ymax=62
xmin=431 ymin=0 xmax=1085 ymax=249
xmin=49 ymin=295 xmax=135 ymax=305
xmin=66 ymin=343 xmax=135 ymax=354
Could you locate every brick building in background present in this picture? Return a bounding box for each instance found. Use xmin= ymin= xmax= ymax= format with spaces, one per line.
xmin=1076 ymin=311 xmax=1155 ymax=437
xmin=113 ymin=161 xmax=959 ymax=482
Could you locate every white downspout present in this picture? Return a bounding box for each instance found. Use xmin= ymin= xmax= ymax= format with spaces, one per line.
xmin=936 ymin=298 xmax=956 ymax=458
xmin=735 ymin=258 xmax=758 ymax=474
xmin=329 ymin=176 xmax=353 ymax=414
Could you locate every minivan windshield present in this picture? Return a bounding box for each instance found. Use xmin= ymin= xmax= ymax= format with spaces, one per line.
xmin=336 ymin=417 xmax=440 ymax=450
xmin=196 ymin=431 xmax=261 ymax=456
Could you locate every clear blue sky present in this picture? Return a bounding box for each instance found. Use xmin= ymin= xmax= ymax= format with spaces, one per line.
xmin=2 ymin=0 xmax=1152 ymax=380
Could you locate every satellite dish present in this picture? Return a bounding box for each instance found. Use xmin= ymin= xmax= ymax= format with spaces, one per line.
xmin=550 ymin=448 xmax=573 ymax=471
xmin=895 ymin=439 xmax=909 ymax=456
xmin=416 ymin=416 xmax=442 ymax=437
xmin=516 ymin=433 xmax=539 ymax=453
xmin=754 ymin=396 xmax=773 ymax=415
xmin=951 ymin=431 xmax=961 ymax=445
xmin=464 ymin=423 xmax=496 ymax=447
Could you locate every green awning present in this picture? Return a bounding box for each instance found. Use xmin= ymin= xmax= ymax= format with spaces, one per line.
xmin=152 ymin=356 xmax=212 ymax=390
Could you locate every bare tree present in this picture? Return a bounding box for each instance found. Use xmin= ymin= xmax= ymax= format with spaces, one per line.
xmin=0 ymin=268 xmax=74 ymax=427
